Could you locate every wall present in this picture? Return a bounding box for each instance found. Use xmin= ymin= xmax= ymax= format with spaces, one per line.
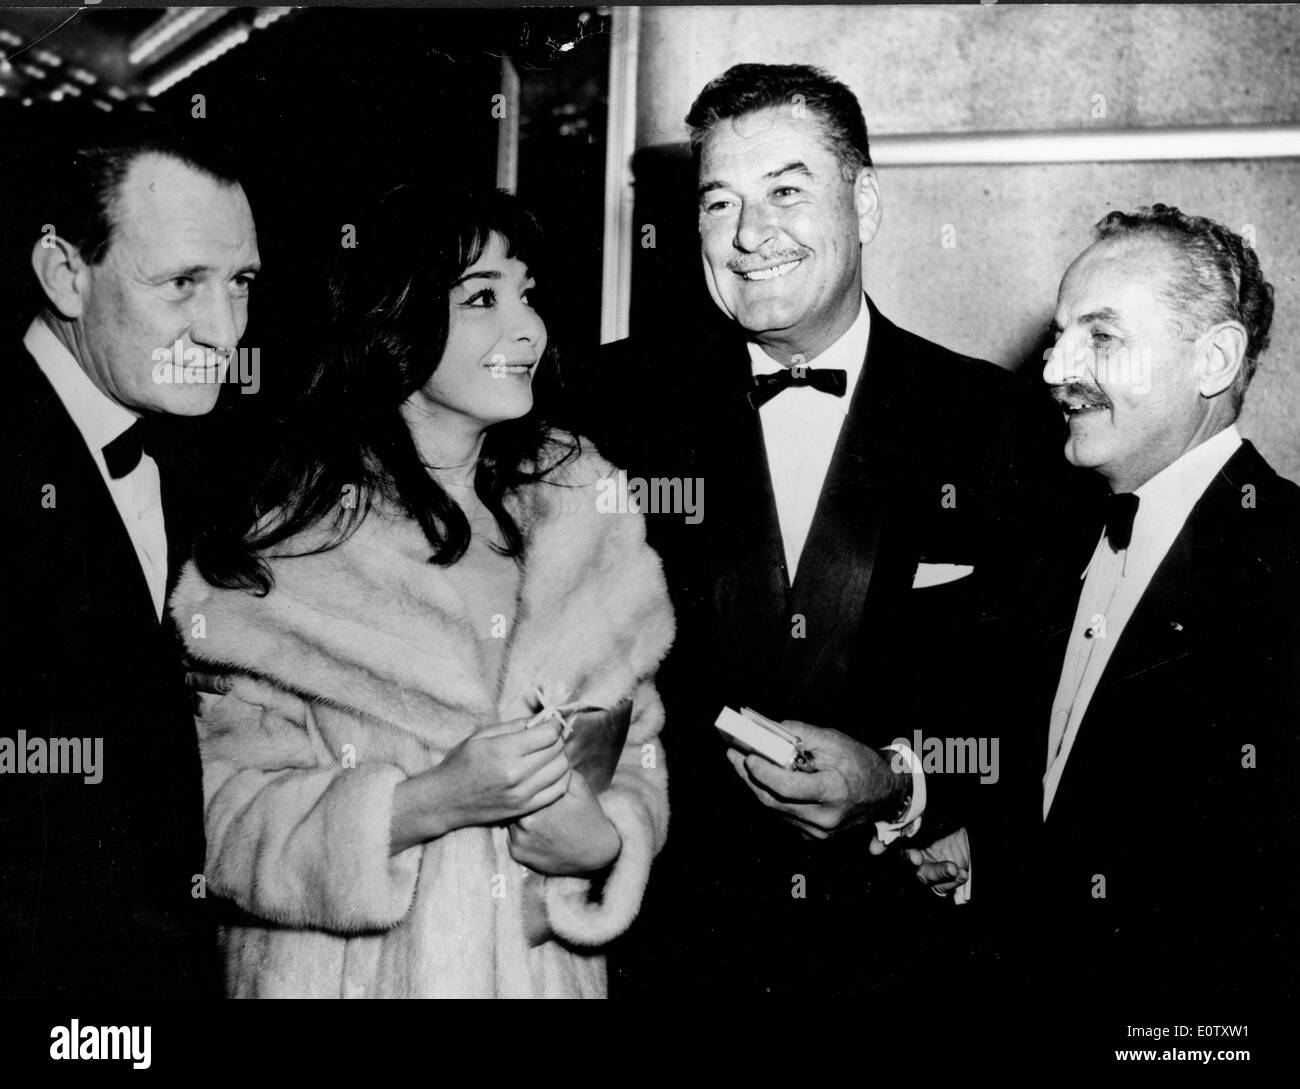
xmin=630 ymin=4 xmax=1300 ymax=481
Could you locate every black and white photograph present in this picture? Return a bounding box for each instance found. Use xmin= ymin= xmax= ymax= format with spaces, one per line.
xmin=0 ymin=0 xmax=1295 ymax=1071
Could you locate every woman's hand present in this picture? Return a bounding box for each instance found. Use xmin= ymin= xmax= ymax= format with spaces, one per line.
xmin=508 ymin=770 xmax=622 ymax=876
xmin=390 ymin=718 xmax=570 ymax=854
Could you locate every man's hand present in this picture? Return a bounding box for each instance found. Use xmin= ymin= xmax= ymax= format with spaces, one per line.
xmin=724 ymin=720 xmax=909 ymax=839
xmin=508 ymin=769 xmax=622 ymax=876
xmin=905 ymin=828 xmax=970 ymax=897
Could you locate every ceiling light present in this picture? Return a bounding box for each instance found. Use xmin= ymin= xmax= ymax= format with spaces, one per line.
xmin=129 ymin=7 xmax=214 ymax=66
xmin=253 ymin=8 xmax=293 ymax=31
xmin=147 ymin=25 xmax=250 ymax=97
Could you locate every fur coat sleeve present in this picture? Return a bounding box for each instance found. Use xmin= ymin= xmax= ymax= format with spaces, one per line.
xmin=540 ymin=675 xmax=668 ymax=946
xmin=195 ymin=680 xmax=424 ymax=933
xmin=170 ymin=439 xmax=674 ymax=965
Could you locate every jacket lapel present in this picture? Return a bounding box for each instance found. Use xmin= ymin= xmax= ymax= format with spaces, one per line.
xmin=19 ymin=350 xmax=161 ymax=632
xmin=705 ymin=336 xmax=791 ymax=705
xmin=1078 ymin=446 xmax=1271 ymax=701
xmin=148 ymin=416 xmax=203 ymax=604
xmin=1091 ymin=540 xmax=1195 ymax=693
xmin=1046 ymin=444 xmax=1263 ymax=813
xmin=1046 ymin=541 xmax=1195 ymax=827
xmin=777 ymin=306 xmax=893 ymax=705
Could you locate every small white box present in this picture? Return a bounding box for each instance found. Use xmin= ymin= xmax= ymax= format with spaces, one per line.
xmin=715 ymin=706 xmax=800 ymax=769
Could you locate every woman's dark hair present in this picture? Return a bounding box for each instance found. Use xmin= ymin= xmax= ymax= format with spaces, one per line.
xmin=196 ymin=184 xmax=578 ymax=594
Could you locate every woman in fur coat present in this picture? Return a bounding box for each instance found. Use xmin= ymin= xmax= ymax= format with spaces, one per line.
xmin=171 ymin=186 xmax=673 ymax=998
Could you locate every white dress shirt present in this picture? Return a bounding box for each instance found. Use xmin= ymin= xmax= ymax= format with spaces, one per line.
xmin=25 ymin=318 xmax=169 ymax=620
xmin=1043 ymin=424 xmax=1243 ymax=817
xmin=747 ymin=296 xmax=869 ymax=580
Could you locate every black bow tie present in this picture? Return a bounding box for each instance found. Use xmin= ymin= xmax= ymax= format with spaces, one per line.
xmin=1104 ymin=492 xmax=1140 ymax=552
xmin=102 ymin=418 xmax=156 ymax=480
xmin=747 ymin=366 xmax=848 ymax=409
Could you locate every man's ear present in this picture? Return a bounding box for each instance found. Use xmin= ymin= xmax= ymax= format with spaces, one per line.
xmin=31 ymin=235 xmax=89 ymax=319
xmin=1196 ymin=320 xmax=1248 ymax=399
xmin=853 ymin=167 xmax=882 ymax=247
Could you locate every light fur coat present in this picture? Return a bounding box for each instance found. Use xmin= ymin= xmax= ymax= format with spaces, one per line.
xmin=170 ymin=443 xmax=673 ymax=998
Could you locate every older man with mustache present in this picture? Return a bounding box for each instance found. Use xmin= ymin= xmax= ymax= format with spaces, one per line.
xmin=915 ymin=204 xmax=1300 ymax=1010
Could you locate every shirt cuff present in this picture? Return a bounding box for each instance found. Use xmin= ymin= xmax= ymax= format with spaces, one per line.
xmin=875 ymin=743 xmax=926 ymax=845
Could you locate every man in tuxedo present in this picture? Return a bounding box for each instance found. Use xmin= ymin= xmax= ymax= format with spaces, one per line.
xmin=916 ymin=205 xmax=1300 ymax=1009
xmin=574 ymin=64 xmax=1078 ymax=997
xmin=0 ymin=118 xmax=260 ymax=997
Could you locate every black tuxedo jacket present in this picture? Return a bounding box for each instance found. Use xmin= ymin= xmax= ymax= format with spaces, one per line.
xmin=565 ymin=299 xmax=1089 ymax=996
xmin=0 ymin=345 xmax=218 ymax=997
xmin=986 ymin=439 xmax=1300 ymax=1007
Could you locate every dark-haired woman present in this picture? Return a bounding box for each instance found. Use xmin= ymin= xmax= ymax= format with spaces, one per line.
xmin=170 ymin=188 xmax=673 ymax=997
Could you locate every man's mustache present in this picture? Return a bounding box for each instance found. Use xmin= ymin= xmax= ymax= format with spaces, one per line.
xmin=727 ymin=249 xmax=810 ymax=275
xmin=1049 ymin=382 xmax=1113 ymax=410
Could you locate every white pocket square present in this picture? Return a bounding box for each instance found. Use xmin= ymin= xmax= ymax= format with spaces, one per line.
xmin=912 ymin=563 xmax=974 ymax=589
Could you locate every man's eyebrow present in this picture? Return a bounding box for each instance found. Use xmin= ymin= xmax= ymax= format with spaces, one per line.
xmin=155 ymin=262 xmax=261 ymax=279
xmin=763 ymin=160 xmax=814 ymax=182
xmin=1079 ymin=307 xmax=1123 ymax=326
xmin=698 ymin=161 xmax=815 ymax=201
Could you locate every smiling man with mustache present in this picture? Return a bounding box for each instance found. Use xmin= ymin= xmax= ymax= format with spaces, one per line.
xmin=573 ymin=63 xmax=1079 ymax=1000
xmin=916 ymin=205 xmax=1300 ymax=1010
